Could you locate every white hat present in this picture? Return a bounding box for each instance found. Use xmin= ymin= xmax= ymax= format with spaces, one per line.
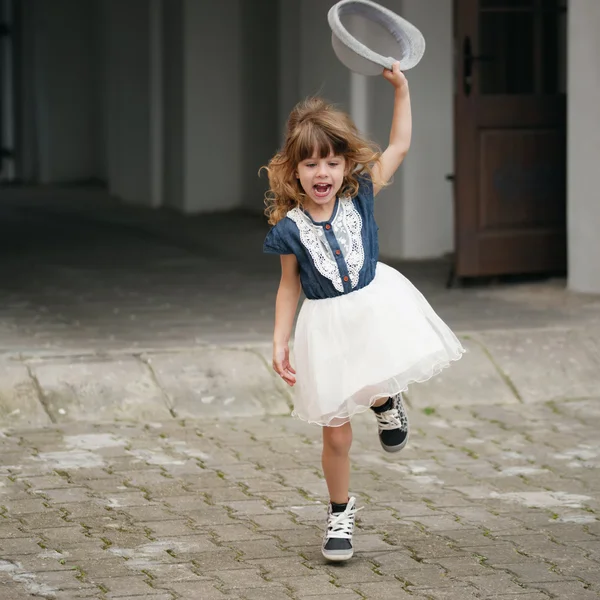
xmin=328 ymin=0 xmax=426 ymax=76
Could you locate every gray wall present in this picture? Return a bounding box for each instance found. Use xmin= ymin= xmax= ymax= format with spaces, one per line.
xmin=241 ymin=0 xmax=280 ymax=212
xmin=162 ymin=0 xmax=184 ymax=212
xmin=278 ymin=0 xmax=301 ymax=139
xmin=182 ymin=0 xmax=242 ymax=213
xmin=567 ymin=0 xmax=600 ymax=293
xmin=102 ymin=0 xmax=152 ymax=206
xmin=23 ymin=0 xmax=101 ymax=183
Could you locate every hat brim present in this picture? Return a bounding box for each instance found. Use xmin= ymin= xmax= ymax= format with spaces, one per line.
xmin=328 ymin=0 xmax=426 ymax=76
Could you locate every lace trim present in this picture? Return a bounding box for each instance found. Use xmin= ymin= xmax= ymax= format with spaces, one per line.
xmin=287 ymin=198 xmax=364 ymax=293
xmin=337 ymin=198 xmax=364 ymax=289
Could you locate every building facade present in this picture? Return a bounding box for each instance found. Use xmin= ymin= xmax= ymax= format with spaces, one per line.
xmin=1 ymin=0 xmax=598 ymax=293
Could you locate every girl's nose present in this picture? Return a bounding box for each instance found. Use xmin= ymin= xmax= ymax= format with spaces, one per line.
xmin=317 ymin=163 xmax=328 ymax=176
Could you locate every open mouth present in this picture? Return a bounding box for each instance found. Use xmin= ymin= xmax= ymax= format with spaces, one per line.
xmin=313 ymin=184 xmax=332 ymax=198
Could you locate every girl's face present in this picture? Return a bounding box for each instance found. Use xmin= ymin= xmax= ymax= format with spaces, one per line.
xmin=296 ymin=152 xmax=346 ymax=207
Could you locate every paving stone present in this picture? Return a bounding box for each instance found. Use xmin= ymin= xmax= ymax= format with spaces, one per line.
xmin=120 ymin=506 xmax=178 ymax=522
xmin=245 ymin=557 xmax=315 ymax=579
xmin=108 ymin=596 xmax=173 ymax=600
xmin=409 ymin=338 xmax=518 ymax=407
xmin=0 ymin=401 xmax=599 ymax=600
xmin=207 ymin=567 xmax=273 ymax=590
xmin=147 ymin=350 xmax=289 ymax=419
xmin=295 ymin=594 xmax=364 ymax=600
xmin=3 ymin=498 xmax=53 ymax=515
xmin=0 ymin=523 xmax=30 ymax=538
xmin=31 ymin=357 xmax=172 ymax=423
xmin=533 ymin=581 xmax=600 ymax=599
xmin=240 ymin=589 xmax=296 ymax=600
xmin=24 ymin=474 xmax=74 ymax=490
xmin=136 ymin=519 xmax=196 ymax=537
xmin=185 ymin=507 xmax=240 ymax=527
xmin=246 ymin=513 xmax=304 ymax=531
xmin=210 ymin=523 xmax=272 ymax=544
xmin=0 ymin=536 xmax=47 ymax=555
xmin=280 ymin=573 xmax=356 ymax=595
xmin=229 ymin=538 xmax=297 ymax=560
xmin=20 ymin=568 xmax=98 ymax=591
xmin=479 ymin=330 xmax=600 ymax=404
xmin=418 ymin=589 xmax=482 ymax=600
xmin=94 ymin=575 xmax=158 ymax=597
xmin=33 ymin=526 xmax=96 ymax=548
xmin=572 ymin=568 xmax=600 ymax=586
xmin=353 ymin=580 xmax=424 ymax=599
xmin=461 ymin=573 xmax=535 ymax=595
xmin=323 ymin=561 xmax=388 ymax=584
xmin=155 ymin=581 xmax=228 ymax=598
xmin=59 ymin=558 xmax=133 ymax=579
xmin=0 ymin=360 xmax=52 ymax=428
xmin=501 ymin=562 xmax=579 ymax=583
xmin=425 ymin=556 xmax=493 ymax=577
xmin=482 ymin=595 xmax=550 ymax=600
xmin=190 ymin=549 xmax=249 ymax=572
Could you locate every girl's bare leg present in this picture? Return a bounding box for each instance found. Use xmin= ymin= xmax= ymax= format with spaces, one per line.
xmin=322 ymin=422 xmax=352 ymax=504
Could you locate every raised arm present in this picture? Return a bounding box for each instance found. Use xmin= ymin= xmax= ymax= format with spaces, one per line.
xmin=372 ymin=62 xmax=412 ymax=196
xmin=272 ymin=254 xmax=302 ymax=386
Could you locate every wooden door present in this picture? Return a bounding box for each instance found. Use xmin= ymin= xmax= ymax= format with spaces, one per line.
xmin=453 ymin=0 xmax=567 ymax=279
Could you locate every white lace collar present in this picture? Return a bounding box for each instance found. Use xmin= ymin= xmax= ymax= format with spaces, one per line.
xmin=287 ymin=197 xmax=364 ymax=292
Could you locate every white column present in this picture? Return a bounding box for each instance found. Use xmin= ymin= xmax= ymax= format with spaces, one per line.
xmin=149 ymin=0 xmax=164 ymax=209
xmin=350 ymin=73 xmax=369 ymax=135
xmin=103 ymin=0 xmax=153 ymax=206
xmin=181 ymin=0 xmax=242 ymax=213
xmin=373 ymin=0 xmax=454 ymax=260
xmin=567 ymin=0 xmax=600 ymax=294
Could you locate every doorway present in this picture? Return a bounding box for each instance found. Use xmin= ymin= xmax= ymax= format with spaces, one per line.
xmin=453 ymin=0 xmax=567 ymax=281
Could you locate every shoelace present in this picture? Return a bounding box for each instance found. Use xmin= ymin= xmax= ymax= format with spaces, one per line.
xmin=374 ymin=396 xmax=408 ymax=431
xmin=326 ymin=499 xmax=363 ymax=539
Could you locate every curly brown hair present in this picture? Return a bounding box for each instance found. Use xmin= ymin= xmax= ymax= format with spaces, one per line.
xmin=261 ymin=97 xmax=383 ymax=225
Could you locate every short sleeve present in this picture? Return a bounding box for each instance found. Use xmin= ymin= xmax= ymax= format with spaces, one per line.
xmin=357 ymin=173 xmax=375 ymax=213
xmin=263 ymin=226 xmax=291 ymax=255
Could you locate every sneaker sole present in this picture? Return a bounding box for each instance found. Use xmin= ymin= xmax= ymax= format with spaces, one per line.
xmin=380 ymin=431 xmax=409 ymax=453
xmin=322 ymin=548 xmax=354 ymax=561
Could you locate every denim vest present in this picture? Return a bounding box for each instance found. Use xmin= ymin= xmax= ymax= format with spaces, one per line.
xmin=263 ymin=176 xmax=379 ymax=300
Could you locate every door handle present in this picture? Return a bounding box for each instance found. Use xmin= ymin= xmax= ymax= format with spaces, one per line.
xmin=462 ymin=36 xmax=493 ymax=96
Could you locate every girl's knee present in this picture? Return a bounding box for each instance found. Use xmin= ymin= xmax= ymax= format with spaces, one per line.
xmin=323 ymin=423 xmax=352 ymax=455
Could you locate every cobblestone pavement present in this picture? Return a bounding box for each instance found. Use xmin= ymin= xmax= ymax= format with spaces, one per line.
xmin=1 ymin=399 xmax=600 ymax=599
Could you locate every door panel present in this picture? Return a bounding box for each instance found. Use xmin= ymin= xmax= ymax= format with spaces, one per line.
xmin=454 ymin=0 xmax=567 ymax=278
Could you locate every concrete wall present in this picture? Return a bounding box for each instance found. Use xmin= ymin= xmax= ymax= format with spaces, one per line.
xmin=278 ymin=1 xmax=301 ymax=139
xmin=25 ymin=0 xmax=101 ymax=183
xmin=240 ymin=0 xmax=280 ymax=212
xmin=162 ymin=0 xmax=184 ymax=212
xmin=182 ymin=0 xmax=242 ymax=213
xmin=567 ymin=0 xmax=600 ymax=294
xmin=102 ymin=0 xmax=154 ymax=207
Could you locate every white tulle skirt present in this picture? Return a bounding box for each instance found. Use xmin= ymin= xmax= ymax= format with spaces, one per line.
xmin=292 ymin=262 xmax=465 ymax=427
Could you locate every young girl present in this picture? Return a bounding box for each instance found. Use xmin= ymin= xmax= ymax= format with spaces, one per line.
xmin=262 ymin=63 xmax=464 ymax=562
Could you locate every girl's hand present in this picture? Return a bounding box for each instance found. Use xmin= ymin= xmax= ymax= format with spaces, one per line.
xmin=383 ymin=61 xmax=408 ymax=92
xmin=273 ymin=343 xmax=297 ymax=386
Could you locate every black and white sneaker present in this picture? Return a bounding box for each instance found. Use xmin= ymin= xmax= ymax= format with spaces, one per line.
xmin=371 ymin=393 xmax=409 ymax=453
xmin=322 ymin=496 xmax=362 ymax=562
